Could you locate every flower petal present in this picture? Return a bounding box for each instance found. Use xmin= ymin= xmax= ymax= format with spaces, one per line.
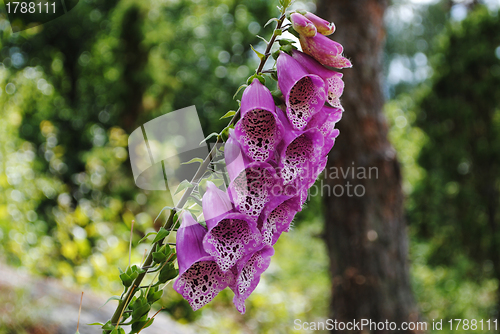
xmin=224 ymin=134 xmax=250 ymax=182
xmin=202 ymin=181 xmax=233 ymax=229
xmin=173 ymin=260 xmax=233 ymax=311
xmin=299 ymin=33 xmax=352 ymax=69
xmin=230 ymin=245 xmax=274 ymax=314
xmin=290 ymin=12 xmax=317 ymax=37
xmin=292 ymin=50 xmax=345 ymax=108
xmin=234 ymin=79 xmax=284 ymax=163
xmin=173 ymin=212 xmax=232 ymax=311
xmin=306 ymin=105 xmax=343 ymax=157
xmin=259 ymin=195 xmax=301 ymax=245
xmin=175 ymin=211 xmax=210 ymax=275
xmin=276 ymin=52 xmax=327 ymax=130
xmin=203 ymin=212 xmax=262 ymax=272
xmin=276 ymin=109 xmax=324 ymax=188
xmin=227 ymin=161 xmax=280 ymax=218
xmin=304 ymin=12 xmax=335 ymax=36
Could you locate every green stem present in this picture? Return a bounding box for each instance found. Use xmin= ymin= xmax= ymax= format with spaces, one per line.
xmin=256 ymin=13 xmax=286 ymax=75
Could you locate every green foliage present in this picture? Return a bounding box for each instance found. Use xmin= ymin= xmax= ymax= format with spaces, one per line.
xmin=1 ymin=0 xmax=326 ymax=331
xmin=0 ymin=0 xmax=274 ymax=286
xmin=384 ymin=0 xmax=449 ymax=97
xmin=407 ymin=5 xmax=500 ymax=322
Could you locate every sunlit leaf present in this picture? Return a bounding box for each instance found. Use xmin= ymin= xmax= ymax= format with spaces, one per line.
xmin=219 ymin=110 xmax=236 ymax=120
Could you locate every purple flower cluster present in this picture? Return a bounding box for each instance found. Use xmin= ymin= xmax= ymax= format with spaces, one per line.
xmin=174 ymin=11 xmax=349 ymax=314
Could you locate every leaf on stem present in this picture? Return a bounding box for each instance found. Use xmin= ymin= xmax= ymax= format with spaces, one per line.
xmin=219 ymin=110 xmax=236 ymax=120
xmin=174 ymin=180 xmax=194 ymax=195
xmin=200 ymin=132 xmax=219 ymax=145
xmin=256 ymin=35 xmax=269 ymax=44
xmin=264 ymin=17 xmax=280 ymax=28
xmin=233 ymin=84 xmax=248 ymax=100
xmin=250 ymin=44 xmax=265 ymax=60
xmin=181 ymin=157 xmax=204 ymax=165
xmin=152 ymin=227 xmax=170 ymax=243
xmin=138 ymin=231 xmax=158 ymax=244
xmin=100 ymin=296 xmax=122 ymax=309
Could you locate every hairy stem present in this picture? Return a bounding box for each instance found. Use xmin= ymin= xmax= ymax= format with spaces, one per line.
xmin=256 ymin=14 xmax=286 ymax=75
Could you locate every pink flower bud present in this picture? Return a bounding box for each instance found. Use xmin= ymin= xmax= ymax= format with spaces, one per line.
xmin=304 ymin=12 xmax=335 ymax=35
xmin=290 ymin=13 xmax=317 ymax=37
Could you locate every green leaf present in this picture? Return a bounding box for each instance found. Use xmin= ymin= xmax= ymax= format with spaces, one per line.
xmin=181 ymin=157 xmax=204 ymax=165
xmin=174 ymin=180 xmax=194 ymax=195
xmin=280 ymin=44 xmax=293 ymax=55
xmin=88 ymin=322 xmax=104 ymax=326
xmin=159 ymin=263 xmax=178 ymax=283
xmin=138 ymin=231 xmax=157 ymax=244
xmin=99 ymin=296 xmax=121 ymax=308
xmin=152 ymin=251 xmax=167 ymax=263
xmin=152 ymin=227 xmax=170 ymax=243
xmin=219 ymin=110 xmax=236 ymax=120
xmin=188 ymin=195 xmax=203 ymax=207
xmin=101 ymin=321 xmax=115 ymax=330
xmin=153 ymin=206 xmax=174 ymax=225
xmin=132 ymin=303 xmax=151 ymax=320
xmin=264 ymin=17 xmax=280 ymax=28
xmin=220 ymin=125 xmax=231 ymax=141
xmin=233 ymin=84 xmax=248 ymax=100
xmin=256 ymin=35 xmax=269 ymax=44
xmin=147 ymin=289 xmax=164 ymax=303
xmin=247 ymin=74 xmax=265 ymax=86
xmin=272 ymin=50 xmax=281 ymax=60
xmin=273 ymin=29 xmax=282 ymax=37
xmin=210 ymin=178 xmax=225 ymax=187
xmin=279 ymin=38 xmax=295 ymax=46
xmin=142 ymin=317 xmax=154 ymax=330
xmin=288 ymin=26 xmax=300 ymax=38
xmin=119 ymin=272 xmax=132 ymax=287
xmin=131 ymin=319 xmax=149 ymax=334
xmin=173 ymin=212 xmax=181 ymax=229
xmin=250 ymin=44 xmax=265 ymax=60
xmin=199 ymin=132 xmax=219 ymax=145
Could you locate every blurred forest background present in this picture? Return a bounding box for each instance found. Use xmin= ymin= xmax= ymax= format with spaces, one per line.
xmin=1 ymin=0 xmax=500 ymax=333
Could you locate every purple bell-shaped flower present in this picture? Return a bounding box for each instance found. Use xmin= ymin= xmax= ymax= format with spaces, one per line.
xmin=299 ymin=32 xmax=352 ymax=69
xmin=173 ymin=211 xmax=232 ymax=311
xmin=306 ymin=105 xmax=342 ymax=157
xmin=225 ymin=136 xmax=281 ymax=218
xmin=276 ymin=52 xmax=327 ymax=131
xmin=234 ymin=79 xmax=284 ymax=163
xmin=229 ymin=245 xmax=274 ymax=314
xmin=275 ymin=108 xmax=324 ymax=189
xmin=259 ymin=195 xmax=302 ymax=246
xmin=202 ymin=182 xmax=263 ymax=273
xmin=292 ymin=50 xmax=345 ymax=109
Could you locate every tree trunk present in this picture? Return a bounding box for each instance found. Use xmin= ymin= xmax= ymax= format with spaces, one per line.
xmin=317 ymin=1 xmax=419 ymax=332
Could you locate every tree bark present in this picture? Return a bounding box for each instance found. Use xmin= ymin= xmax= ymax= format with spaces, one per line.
xmin=317 ymin=1 xmax=419 ymax=332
